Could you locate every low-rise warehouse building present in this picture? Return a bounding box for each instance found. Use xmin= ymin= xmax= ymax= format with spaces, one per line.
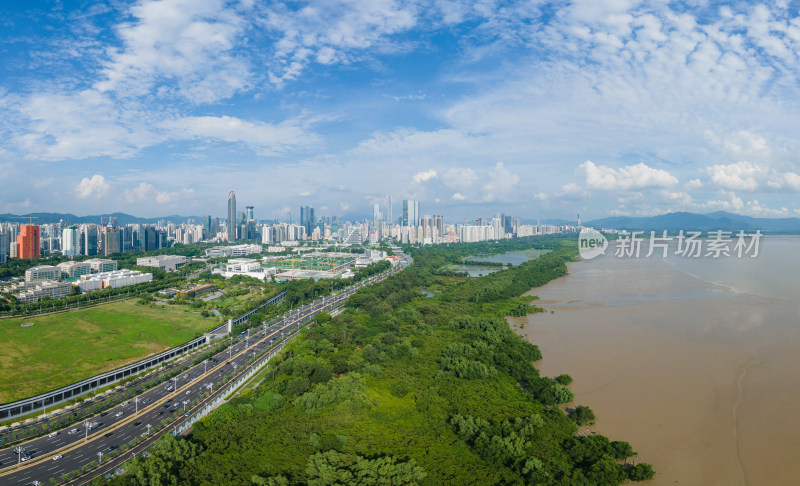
xmin=136 ymin=255 xmax=188 ymax=272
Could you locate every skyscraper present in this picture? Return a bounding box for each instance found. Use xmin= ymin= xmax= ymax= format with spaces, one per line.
xmin=402 ymin=199 xmax=419 ymax=226
xmin=385 ymin=195 xmax=392 ymax=228
xmin=246 ymin=206 xmax=254 ymax=222
xmin=0 ymin=229 xmax=8 ymax=264
xmin=81 ymin=224 xmax=98 ymax=256
xmin=16 ymin=225 xmax=40 ymax=259
xmin=300 ymin=206 xmax=315 ymax=237
xmin=227 ymin=191 xmax=237 ymax=242
xmin=62 ymin=225 xmax=80 ymax=257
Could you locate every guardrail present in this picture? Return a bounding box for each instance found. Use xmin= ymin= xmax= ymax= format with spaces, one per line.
xmin=0 ymin=293 xmax=288 ymax=423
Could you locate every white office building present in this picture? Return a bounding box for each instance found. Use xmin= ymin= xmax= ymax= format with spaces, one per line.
xmin=77 ymin=269 xmax=152 ymax=293
xmin=84 ymin=258 xmax=118 ymax=273
xmin=25 ymin=265 xmax=62 ymax=282
xmin=58 ymin=261 xmax=92 ymax=279
xmin=12 ymin=280 xmax=73 ymax=303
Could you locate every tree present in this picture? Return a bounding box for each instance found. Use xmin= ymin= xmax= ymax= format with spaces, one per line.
xmin=569 ymin=405 xmax=596 ymax=426
xmin=628 ymin=463 xmax=655 ymax=481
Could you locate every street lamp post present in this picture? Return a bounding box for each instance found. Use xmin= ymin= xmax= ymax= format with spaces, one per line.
xmin=183 ymin=400 xmax=189 ymax=412
xmin=203 ymin=360 xmax=207 ymax=375
xmin=84 ymin=421 xmax=91 ymax=441
xmin=98 ymin=451 xmax=103 ymax=464
xmin=146 ymin=424 xmax=152 ymax=435
xmin=134 ymin=397 xmax=140 ymax=414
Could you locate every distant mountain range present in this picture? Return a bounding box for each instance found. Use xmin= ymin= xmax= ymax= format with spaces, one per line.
xmin=586 ymin=211 xmax=800 ymax=233
xmin=0 ymin=212 xmax=204 ymax=225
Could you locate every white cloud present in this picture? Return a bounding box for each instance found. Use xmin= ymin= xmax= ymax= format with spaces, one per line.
xmin=74 ymin=174 xmax=110 ymax=199
xmin=263 ymin=0 xmax=418 ymax=84
xmin=95 ymin=0 xmax=251 ymax=104
xmin=412 ymin=169 xmax=438 ymax=183
xmin=482 ymin=162 xmax=519 ymax=202
xmin=124 ymin=182 xmax=155 ymax=202
xmin=706 ymin=161 xmax=762 ymax=191
xmin=299 ymin=190 xmax=311 ymax=197
xmin=685 ymin=178 xmax=703 ymax=190
xmin=451 ymin=192 xmax=466 ymax=201
xmin=442 ymin=167 xmax=478 ymax=188
xmin=160 ymin=115 xmax=317 ymax=156
xmin=580 ymin=161 xmax=678 ymax=190
xmin=123 ymin=181 xmax=194 ymax=205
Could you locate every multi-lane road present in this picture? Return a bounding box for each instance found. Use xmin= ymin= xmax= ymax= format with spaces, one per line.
xmin=0 ymin=254 xmax=408 ymax=486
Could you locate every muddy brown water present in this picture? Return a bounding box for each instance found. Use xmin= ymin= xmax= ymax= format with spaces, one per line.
xmin=512 ymin=238 xmax=800 ymax=485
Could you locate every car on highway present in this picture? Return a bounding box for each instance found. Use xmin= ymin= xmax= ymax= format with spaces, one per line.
xmin=185 ymin=390 xmax=191 ymax=395
xmin=53 ymin=455 xmax=63 ymax=460
xmin=48 ymin=432 xmax=58 ymax=437
xmin=68 ymin=428 xmax=78 ymax=435
xmin=115 ymin=412 xmax=123 ymax=417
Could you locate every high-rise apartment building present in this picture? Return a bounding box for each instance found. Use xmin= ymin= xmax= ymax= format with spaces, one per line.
xmin=402 ymin=200 xmax=419 ymax=227
xmin=16 ymin=225 xmax=40 ymax=259
xmin=62 ymin=225 xmax=80 ymax=257
xmin=227 ymin=191 xmax=237 ymax=242
xmin=100 ymin=226 xmax=121 ymax=256
xmin=246 ymin=206 xmax=254 ymax=222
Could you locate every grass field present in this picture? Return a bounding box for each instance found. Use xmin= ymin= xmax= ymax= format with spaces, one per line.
xmin=0 ymin=300 xmax=218 ymax=404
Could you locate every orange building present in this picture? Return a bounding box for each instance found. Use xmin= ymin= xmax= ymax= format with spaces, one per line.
xmin=16 ymin=225 xmax=40 ymax=259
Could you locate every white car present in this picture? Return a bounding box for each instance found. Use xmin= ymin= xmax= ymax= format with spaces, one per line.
xmin=115 ymin=412 xmax=123 ymax=417
xmin=53 ymin=455 xmax=63 ymax=460
xmin=185 ymin=390 xmax=191 ymax=395
xmin=48 ymin=432 xmax=58 ymax=437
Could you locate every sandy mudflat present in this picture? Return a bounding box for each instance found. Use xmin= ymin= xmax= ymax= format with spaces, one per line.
xmin=513 ymin=255 xmax=800 ymax=485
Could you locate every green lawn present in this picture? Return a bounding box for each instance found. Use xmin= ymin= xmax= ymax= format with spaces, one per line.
xmin=0 ymin=300 xmax=218 ymax=403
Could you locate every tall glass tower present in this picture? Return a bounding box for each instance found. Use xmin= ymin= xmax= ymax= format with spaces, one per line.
xmin=227 ymin=191 xmax=237 ymax=241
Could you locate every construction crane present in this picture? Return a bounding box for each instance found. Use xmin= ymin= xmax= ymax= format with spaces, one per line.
xmin=10 ymin=216 xmax=39 ymax=226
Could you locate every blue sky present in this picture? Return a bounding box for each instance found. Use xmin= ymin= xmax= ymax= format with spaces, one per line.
xmin=3 ymin=0 xmax=800 ymax=221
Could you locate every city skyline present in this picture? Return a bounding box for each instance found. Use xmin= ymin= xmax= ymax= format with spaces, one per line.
xmin=3 ymin=2 xmax=800 ymax=220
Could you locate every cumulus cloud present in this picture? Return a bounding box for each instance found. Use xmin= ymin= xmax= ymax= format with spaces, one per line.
xmin=685 ymin=179 xmax=703 ymax=190
xmin=706 ymin=161 xmax=763 ymax=191
xmin=451 ymin=192 xmax=466 ymax=201
xmin=74 ymin=175 xmax=110 ymax=199
xmin=482 ymin=162 xmax=519 ymax=202
xmin=412 ymin=169 xmax=437 ymax=183
xmin=123 ymin=181 xmax=194 ymax=205
xmin=580 ymin=161 xmax=678 ymax=190
xmin=442 ymin=167 xmax=478 ymax=188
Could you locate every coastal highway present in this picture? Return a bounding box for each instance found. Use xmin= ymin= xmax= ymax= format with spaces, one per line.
xmin=0 ymin=259 xmax=406 ymax=486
